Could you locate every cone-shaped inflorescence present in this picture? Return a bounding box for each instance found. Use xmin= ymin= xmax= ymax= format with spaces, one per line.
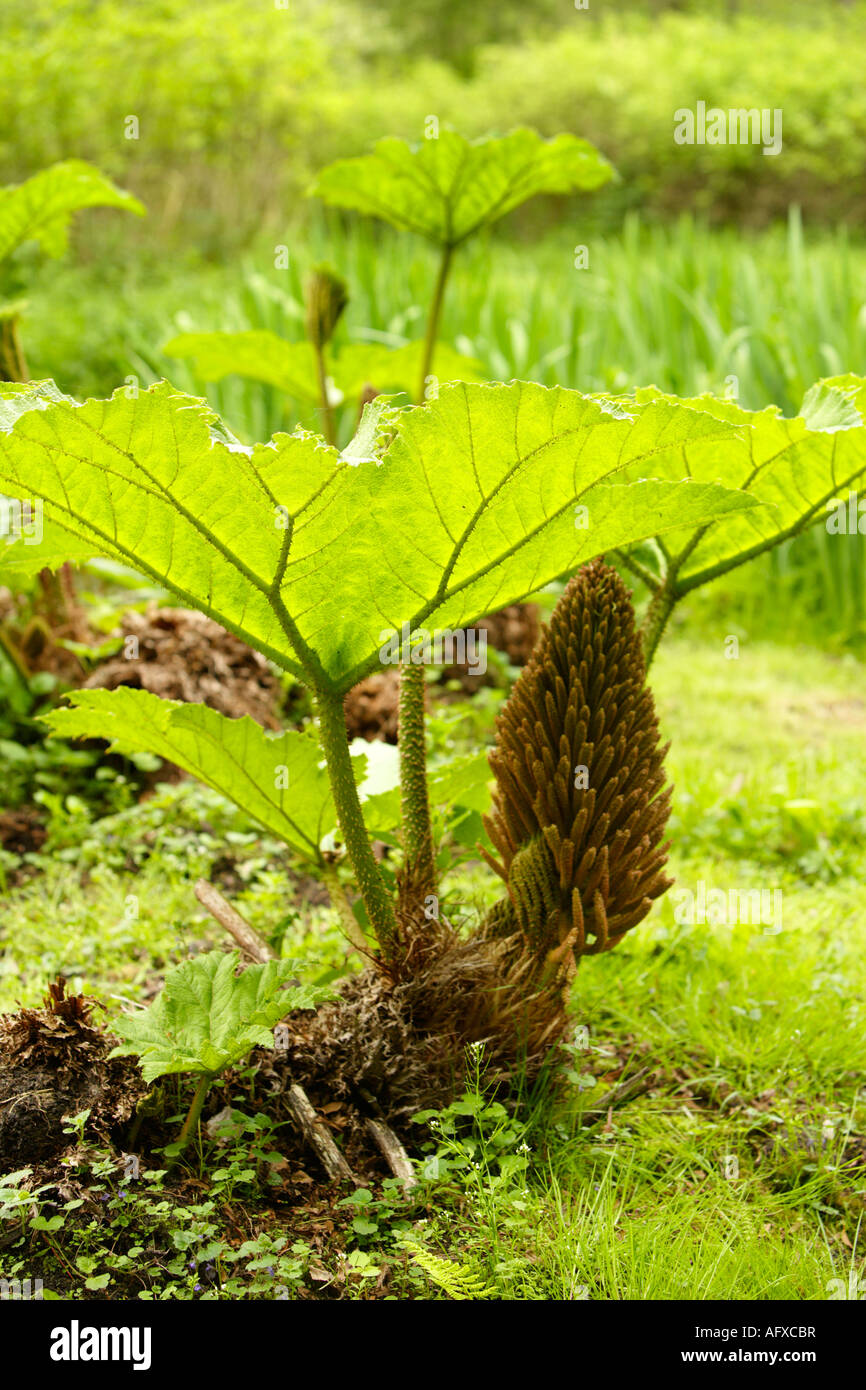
xmin=482 ymin=559 xmax=673 ymax=965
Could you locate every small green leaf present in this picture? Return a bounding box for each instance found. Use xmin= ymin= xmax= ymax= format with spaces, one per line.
xmin=108 ymin=949 xmax=334 ymax=1084
xmin=309 ymin=129 xmax=615 ymax=246
xmin=0 ymin=161 xmax=144 ymax=265
xmin=163 ymin=330 xmax=481 ymax=403
xmin=30 ymin=1214 xmax=64 ymax=1232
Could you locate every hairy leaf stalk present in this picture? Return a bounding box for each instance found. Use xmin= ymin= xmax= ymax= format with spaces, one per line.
xmin=398 ymin=662 xmax=436 ymax=902
xmin=640 ymin=579 xmax=679 ymax=670
xmin=304 ymin=266 xmax=348 ymax=447
xmin=417 ymin=242 xmax=454 ymax=405
xmin=483 ymin=559 xmax=673 ymax=965
xmin=398 ymin=239 xmax=457 ymax=907
xmin=312 ymin=342 xmax=336 ymax=446
xmin=315 ymin=687 xmax=399 ymax=954
xmin=176 ymin=1073 xmax=212 ymax=1153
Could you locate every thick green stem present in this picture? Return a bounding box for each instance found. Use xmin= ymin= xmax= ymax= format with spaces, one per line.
xmin=176 ymin=1073 xmax=212 ymax=1152
xmin=417 ymin=241 xmax=455 ymax=405
xmin=398 ymin=661 xmax=436 ymax=901
xmin=315 ymin=687 xmax=398 ymax=953
xmin=313 ymin=342 xmax=336 ymax=446
xmin=640 ymin=581 xmax=679 ymax=670
xmin=394 ymin=240 xmax=458 ymax=909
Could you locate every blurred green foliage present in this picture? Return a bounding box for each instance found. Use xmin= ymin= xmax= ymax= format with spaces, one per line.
xmin=29 ymin=209 xmax=859 ymax=416
xmin=2 ymin=1 xmax=865 ymax=255
xmin=0 ymin=0 xmax=337 ymax=254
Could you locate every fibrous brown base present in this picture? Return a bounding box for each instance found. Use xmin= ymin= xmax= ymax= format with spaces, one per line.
xmin=268 ymin=914 xmax=573 ymax=1124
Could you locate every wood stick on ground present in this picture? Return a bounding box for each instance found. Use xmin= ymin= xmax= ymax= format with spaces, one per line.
xmin=576 ymin=1066 xmax=654 ymax=1129
xmin=286 ymin=1083 xmax=355 ymax=1183
xmin=194 ymin=879 xmax=273 ymax=963
xmin=365 ymin=1117 xmax=417 ymax=1189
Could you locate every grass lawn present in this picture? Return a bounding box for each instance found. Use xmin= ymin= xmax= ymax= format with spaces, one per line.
xmin=1 ymin=632 xmax=863 ymax=1300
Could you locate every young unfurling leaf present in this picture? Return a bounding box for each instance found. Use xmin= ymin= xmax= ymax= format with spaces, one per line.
xmin=109 ymin=950 xmax=331 ymax=1084
xmin=110 ymin=951 xmax=334 ymax=1150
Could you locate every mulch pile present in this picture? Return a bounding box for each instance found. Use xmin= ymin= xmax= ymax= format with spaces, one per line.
xmin=0 ymin=980 xmax=143 ymax=1169
xmin=83 ymin=606 xmax=283 ymax=728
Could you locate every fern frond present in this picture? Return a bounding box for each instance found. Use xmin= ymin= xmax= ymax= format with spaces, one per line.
xmin=403 ymin=1239 xmax=494 ymax=1300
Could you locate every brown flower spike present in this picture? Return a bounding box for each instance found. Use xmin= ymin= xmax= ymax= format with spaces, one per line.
xmin=483 ymin=559 xmax=673 ymax=966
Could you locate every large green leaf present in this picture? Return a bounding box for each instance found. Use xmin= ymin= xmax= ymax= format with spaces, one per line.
xmin=309 ymin=128 xmax=615 ymax=246
xmin=163 ymin=331 xmax=481 ymax=404
xmin=0 ymin=378 xmax=761 ymax=693
xmin=44 ymin=687 xmax=407 ymax=852
xmin=43 ymin=684 xmax=486 ymax=848
xmin=41 ymin=687 xmax=363 ymax=861
xmin=109 ymin=950 xmax=332 ymax=1083
xmin=0 ymin=380 xmax=311 ymax=672
xmin=618 ymin=377 xmax=866 ymax=591
xmin=0 ymin=161 xmax=144 ymax=265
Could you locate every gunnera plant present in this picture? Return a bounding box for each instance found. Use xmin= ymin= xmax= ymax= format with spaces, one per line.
xmin=281 ymin=560 xmax=673 ymax=1112
xmin=3 ymin=130 xmax=866 ymax=1153
xmin=0 ymin=370 xmax=763 ymax=1127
